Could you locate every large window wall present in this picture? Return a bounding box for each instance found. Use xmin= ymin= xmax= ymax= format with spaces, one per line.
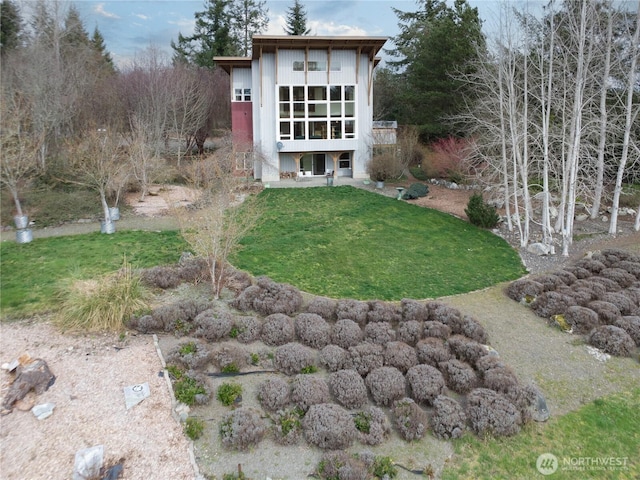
xmin=278 ymin=85 xmax=356 ymax=141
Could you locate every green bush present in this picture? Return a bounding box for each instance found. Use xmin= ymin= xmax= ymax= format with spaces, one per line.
xmin=409 ymin=166 xmax=429 ymax=181
xmin=402 ymin=183 xmax=429 ymax=200
xmin=465 ymin=193 xmax=500 ymax=228
xmin=217 ymin=382 xmax=243 ymax=406
xmin=174 ymin=375 xmax=208 ymax=406
xmin=372 ymin=456 xmax=398 ymax=479
xmin=184 ymin=417 xmax=204 ymax=440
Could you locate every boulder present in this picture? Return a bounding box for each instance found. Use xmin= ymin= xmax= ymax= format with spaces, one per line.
xmin=527 ymin=243 xmax=551 ymax=256
xmin=1 ymin=358 xmax=55 ymax=414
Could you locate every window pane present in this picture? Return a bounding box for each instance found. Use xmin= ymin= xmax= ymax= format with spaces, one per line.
xmin=330 ymin=86 xmax=341 ymax=101
xmin=309 ymin=121 xmax=327 ymax=139
xmin=294 ymin=122 xmax=305 ymax=139
xmin=279 ymin=86 xmax=290 ymax=101
xmin=345 ymin=102 xmax=355 ymax=117
xmin=244 ymin=89 xmax=251 ymax=101
xmin=279 ymin=103 xmax=290 ymax=118
xmin=293 ymin=103 xmax=305 ymax=117
xmin=280 ymin=122 xmax=291 ymax=139
xmin=293 ymin=86 xmax=305 ymax=101
xmin=308 ymin=103 xmax=327 ymax=118
xmin=308 ymin=86 xmax=326 ymax=101
xmin=345 ymin=85 xmax=355 ymax=101
xmin=308 ymin=61 xmax=326 ymax=71
xmin=234 ymin=88 xmax=242 ymax=101
xmin=345 ymin=120 xmax=355 ymax=138
xmin=293 ymin=61 xmax=304 ymax=71
xmin=331 ymin=121 xmax=342 ymax=139
xmin=330 ymin=102 xmax=341 ymax=117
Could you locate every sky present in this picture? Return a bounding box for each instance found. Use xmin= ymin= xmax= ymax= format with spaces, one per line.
xmin=27 ymin=0 xmax=535 ymax=68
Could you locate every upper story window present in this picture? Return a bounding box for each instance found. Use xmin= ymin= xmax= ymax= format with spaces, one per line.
xmin=308 ymin=61 xmax=326 ymax=72
xmin=291 ymin=60 xmax=328 ymax=72
xmin=293 ymin=61 xmax=305 ymax=71
xmin=234 ymin=88 xmax=251 ymax=102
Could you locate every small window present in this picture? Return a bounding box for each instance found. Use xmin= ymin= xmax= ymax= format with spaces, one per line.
xmin=294 ymin=121 xmax=305 ymax=140
xmin=345 ymin=85 xmax=355 ymax=101
xmin=293 ymin=61 xmax=304 ymax=71
xmin=308 ymin=61 xmax=326 ymax=72
xmin=331 ymin=121 xmax=342 ymax=139
xmin=279 ymin=86 xmax=290 ymax=102
xmin=345 ymin=120 xmax=355 ymax=138
xmin=234 ymin=88 xmax=243 ymax=101
xmin=293 ymin=86 xmax=305 ymax=101
xmin=243 ymin=89 xmax=251 ymax=101
xmin=280 ymin=122 xmax=291 ymax=140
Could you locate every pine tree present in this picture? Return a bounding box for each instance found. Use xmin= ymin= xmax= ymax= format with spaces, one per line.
xmin=284 ymin=0 xmax=311 ymax=35
xmin=0 ymin=0 xmax=23 ymax=53
xmin=230 ymin=0 xmax=269 ymax=56
xmin=90 ymin=27 xmax=116 ymax=74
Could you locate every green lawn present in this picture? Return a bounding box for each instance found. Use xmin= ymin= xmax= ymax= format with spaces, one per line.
xmin=441 ymin=388 xmax=640 ymax=480
xmin=233 ymin=186 xmax=525 ymax=300
xmin=0 ymin=230 xmax=187 ymax=319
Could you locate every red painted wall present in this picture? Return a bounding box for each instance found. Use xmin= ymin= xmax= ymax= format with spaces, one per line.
xmin=231 ymin=102 xmax=253 ymax=148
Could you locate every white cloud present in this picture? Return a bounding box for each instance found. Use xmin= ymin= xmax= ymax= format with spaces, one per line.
xmin=308 ymin=20 xmax=367 ymax=37
xmin=134 ymin=14 xmax=149 ymax=21
xmin=94 ymin=3 xmax=120 ymax=20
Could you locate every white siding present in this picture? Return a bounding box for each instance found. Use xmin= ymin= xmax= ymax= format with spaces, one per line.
xmin=232 ymin=68 xmax=252 ymax=97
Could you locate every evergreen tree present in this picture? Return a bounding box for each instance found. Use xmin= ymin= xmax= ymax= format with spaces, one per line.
xmin=0 ymin=0 xmax=23 ymax=53
xmin=90 ymin=27 xmax=116 ymax=74
xmin=284 ymin=0 xmax=311 ymax=35
xmin=230 ymin=0 xmax=268 ymax=56
xmin=388 ymin=0 xmax=485 ymax=141
xmin=63 ymin=4 xmax=90 ymax=48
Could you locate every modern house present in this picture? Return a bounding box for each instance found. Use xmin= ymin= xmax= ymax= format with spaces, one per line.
xmin=214 ymin=35 xmax=388 ymax=183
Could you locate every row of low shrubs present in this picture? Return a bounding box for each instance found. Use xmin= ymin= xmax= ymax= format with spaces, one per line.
xmin=506 ymin=249 xmax=640 ymax=358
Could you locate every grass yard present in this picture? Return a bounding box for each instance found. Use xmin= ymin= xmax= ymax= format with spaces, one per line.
xmin=441 ymin=388 xmax=640 ymax=479
xmin=233 ymin=186 xmax=525 ymax=300
xmin=0 ymin=230 xmax=187 ymax=319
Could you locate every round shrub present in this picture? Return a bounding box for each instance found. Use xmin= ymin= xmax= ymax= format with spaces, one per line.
xmin=392 ymin=397 xmax=428 ymax=441
xmin=564 ymin=265 xmax=593 ymax=279
xmin=505 ymin=279 xmax=544 ymax=303
xmin=573 ymin=279 xmax=607 ymax=297
xmin=316 ymin=451 xmax=368 ymax=480
xmin=530 ymin=291 xmax=576 ymax=318
xmin=166 ymin=341 xmax=211 ymax=370
xmin=383 ymin=341 xmax=418 ymax=373
xmin=531 ymin=274 xmax=566 ymax=291
xmin=336 ymin=299 xmax=369 ymax=325
xmin=274 ymin=342 xmax=317 ymax=375
xmin=319 ymin=344 xmax=352 ymax=372
xmin=475 ymin=354 xmax=507 ymax=377
xmin=354 ymin=406 xmax=390 ymax=446
xmin=401 ymin=298 xmax=429 ymax=322
xmin=367 ymin=300 xmax=402 ymax=323
xmin=402 ymin=182 xmax=429 ymax=200
xmin=140 ymin=265 xmax=182 ymax=290
xmin=599 ymin=268 xmax=636 ymax=288
xmin=252 ymin=276 xmax=303 ymax=315
xmin=505 ymin=383 xmax=541 ymax=423
xmin=467 ymin=388 xmax=522 ymax=437
xmin=272 ymin=408 xmax=303 ymax=446
xmin=348 ymin=343 xmax=384 ymax=376
xmin=220 ymin=407 xmax=267 ymax=450
xmin=290 ymin=375 xmax=331 ymax=412
xmin=193 ymin=308 xmax=233 ymax=341
xmin=257 ymin=377 xmax=290 ymax=412
xmin=231 ymin=285 xmax=262 ymax=312
xmin=614 ymin=316 xmax=640 ymax=345
xmin=429 ymin=303 xmax=464 ymax=333
xmin=365 ymin=366 xmax=406 ymax=406
xmin=483 ymin=366 xmax=519 ymax=394
xmin=151 ymin=303 xmax=191 ymax=334
xmin=600 ymin=292 xmax=636 ymax=316
xmin=574 ymin=258 xmax=606 ymax=274
xmin=406 ymin=364 xmax=445 ymax=405
xmin=364 ymin=321 xmax=396 ymax=345
xmin=589 ymin=276 xmax=622 ymax=292
xmin=567 ymin=287 xmax=597 ymax=306
xmin=416 ymin=337 xmax=452 ymax=367
xmin=587 ymin=300 xmax=622 ymax=324
xmin=602 ymin=248 xmax=639 ymax=264
xmin=261 ymin=313 xmax=295 ymax=346
xmin=447 ymin=335 xmax=487 ymax=365
xmin=396 ymin=320 xmax=423 ymax=346
xmin=222 ymin=266 xmax=252 ymax=295
xmin=430 ymin=395 xmax=467 ymax=440
xmin=331 ymin=319 xmax=363 ymax=349
xmin=465 ymin=193 xmax=500 ymax=228
xmin=305 ymin=297 xmax=338 ymax=321
xmin=212 ymin=343 xmax=246 ymax=372
xmin=588 ymin=325 xmax=636 ymax=357
xmin=423 ymin=321 xmax=452 ymax=339
xmin=612 ymin=260 xmax=640 ymax=279
xmin=552 ymin=270 xmax=578 ymax=286
xmin=295 ymin=313 xmax=331 ymax=349
xmin=625 ymin=287 xmax=640 ymax=305
xmin=329 ymin=369 xmax=368 ymax=409
xmin=460 ymin=315 xmax=488 ymax=344
xmin=302 ymin=403 xmax=357 ymax=449
xmin=439 ymin=359 xmax=478 ymax=394
xmin=233 ymin=315 xmax=261 ymax=343
xmin=128 ymin=314 xmax=164 ymax=333
xmin=563 ymin=306 xmax=600 ymax=334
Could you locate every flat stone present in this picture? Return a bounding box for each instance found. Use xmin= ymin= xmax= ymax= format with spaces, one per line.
xmin=32 ymin=402 xmax=55 ymax=420
xmin=575 ymin=214 xmax=588 ymax=221
xmin=123 ymin=382 xmax=150 ymax=410
xmin=73 ymin=445 xmax=104 ymax=480
xmin=527 ymin=243 xmax=551 ymax=256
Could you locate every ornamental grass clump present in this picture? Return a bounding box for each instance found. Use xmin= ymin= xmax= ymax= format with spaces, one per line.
xmin=54 ymin=259 xmax=149 ymax=333
xmin=392 ymin=397 xmax=428 ymax=441
xmin=257 ymin=377 xmax=291 ymax=412
xmin=261 ymin=313 xmax=295 ymax=346
xmin=290 ymin=375 xmax=331 ymax=412
xmin=588 ymin=325 xmax=636 ymax=357
xmin=406 ymin=364 xmax=445 ymax=405
xmin=220 ymin=407 xmax=267 ymax=450
xmin=329 ymin=369 xmax=368 ymax=409
xmin=466 ymin=388 xmax=522 ymax=437
xmin=365 ymin=366 xmax=406 ymax=407
xmin=295 ymin=313 xmax=332 ymax=349
xmin=302 ymin=403 xmax=357 ymax=449
xmin=274 ymin=342 xmax=317 ymax=375
xmin=430 ymin=395 xmax=466 ymax=440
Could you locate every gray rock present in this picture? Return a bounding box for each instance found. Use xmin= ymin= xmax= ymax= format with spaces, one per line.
xmin=31 ymin=403 xmax=55 ymax=420
xmin=73 ymin=445 xmax=104 ymax=480
xmin=123 ymin=382 xmax=150 ymax=410
xmin=575 ymin=214 xmax=588 ymax=222
xmin=527 ymin=243 xmax=551 ymax=256
xmin=531 ymin=392 xmax=550 ymax=422
xmin=1 ymin=358 xmax=55 ymax=412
